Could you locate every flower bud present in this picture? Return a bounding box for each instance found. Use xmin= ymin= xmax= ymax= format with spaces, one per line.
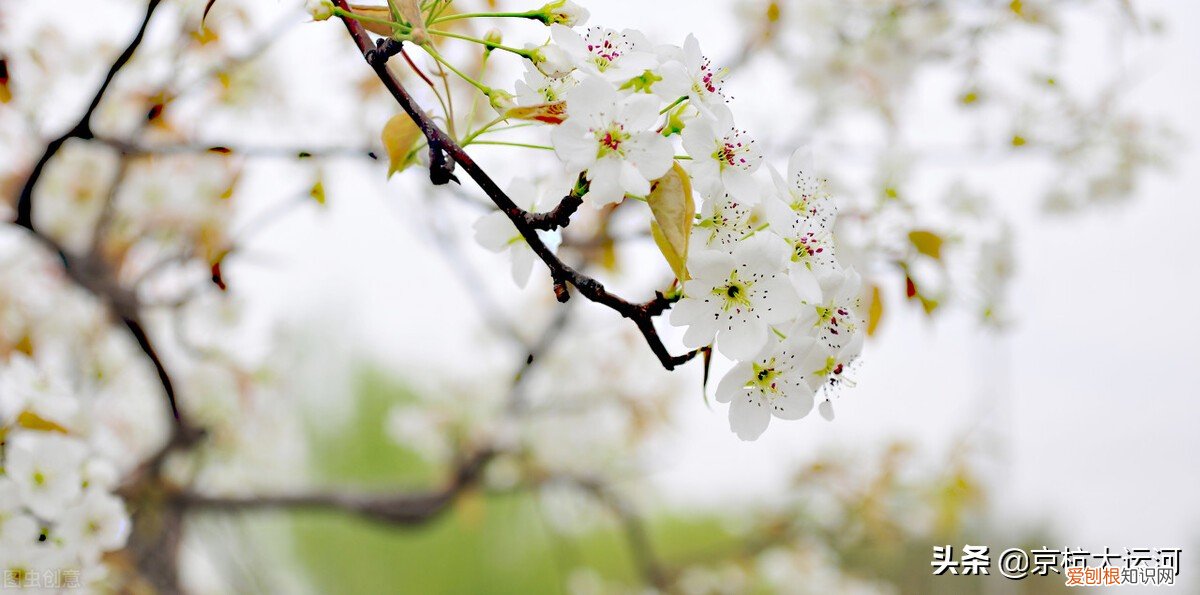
xmin=305 ymin=0 xmax=335 ymax=21
xmin=536 ymin=0 xmax=590 ymax=27
xmin=487 ymin=89 xmax=517 ymax=115
xmin=482 ymin=28 xmax=504 ymax=57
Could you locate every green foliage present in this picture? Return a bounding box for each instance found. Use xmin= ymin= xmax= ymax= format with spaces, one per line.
xmin=289 ymin=368 xmax=736 ymax=594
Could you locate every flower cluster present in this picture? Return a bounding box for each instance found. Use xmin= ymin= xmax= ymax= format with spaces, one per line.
xmin=468 ymin=12 xmax=863 ymax=440
xmin=0 ymin=354 xmax=132 ymax=591
xmin=672 ymin=150 xmax=863 ymax=441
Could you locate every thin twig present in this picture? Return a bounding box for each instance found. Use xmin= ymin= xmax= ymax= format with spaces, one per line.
xmin=14 ymin=0 xmax=164 ymax=230
xmin=331 ymin=7 xmax=698 ymax=370
xmin=94 ymin=135 xmax=380 ymax=161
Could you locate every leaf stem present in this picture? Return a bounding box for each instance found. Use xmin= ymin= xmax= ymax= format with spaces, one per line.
xmin=430 ymin=11 xmax=538 ymax=24
xmin=420 ymin=43 xmax=492 ymax=96
xmin=426 ymin=29 xmax=532 ymax=58
xmin=466 ymin=140 xmax=554 ymax=151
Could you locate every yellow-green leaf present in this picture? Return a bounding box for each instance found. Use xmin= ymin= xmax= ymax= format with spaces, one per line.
xmin=919 ymin=295 xmax=940 ymax=316
xmin=17 ymin=410 xmax=69 ymax=434
xmin=349 ymin=4 xmax=399 ymax=36
xmin=647 ymin=163 xmax=695 ymax=281
xmin=309 ymin=178 xmax=326 ymax=205
xmin=394 ymin=0 xmax=428 ymax=44
xmin=908 ymin=230 xmax=944 ymax=260
xmin=867 ymin=284 xmax=883 ymax=336
xmin=381 ymin=113 xmax=421 ymax=178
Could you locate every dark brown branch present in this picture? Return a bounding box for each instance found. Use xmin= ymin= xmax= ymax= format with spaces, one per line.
xmin=526 ymin=179 xmax=585 ymax=231
xmin=14 ymin=0 xmax=164 ymax=230
xmin=178 ymin=448 xmax=496 ymax=525
xmin=332 ymin=5 xmax=698 ymax=371
xmin=55 ymin=249 xmax=188 ymax=426
xmin=93 ymin=135 xmax=380 ymax=161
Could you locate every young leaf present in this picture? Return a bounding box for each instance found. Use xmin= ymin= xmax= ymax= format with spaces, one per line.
xmin=647 ymin=163 xmax=695 ymax=281
xmin=349 ymin=4 xmax=399 ymax=36
xmin=17 ymin=410 xmax=69 ymax=434
xmin=393 ymin=0 xmax=427 ymax=43
xmin=310 ymin=178 xmax=327 ymax=205
xmin=381 ymin=113 xmax=421 ymax=178
xmin=908 ymin=230 xmax=944 ymax=260
xmin=867 ymin=284 xmax=884 ymax=336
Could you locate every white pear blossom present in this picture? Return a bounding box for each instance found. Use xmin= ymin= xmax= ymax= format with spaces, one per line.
xmin=81 ymin=459 xmax=120 ymax=492
xmin=529 ymin=43 xmax=576 ymax=78
xmin=552 ymin=76 xmax=672 ymax=206
xmin=769 ymin=147 xmax=837 ymax=230
xmin=0 ymin=544 xmax=75 ymax=593
xmin=681 ymin=106 xmax=763 ymax=202
xmin=794 ymin=267 xmax=865 ymax=353
xmin=692 ymin=191 xmax=758 ymax=252
xmin=549 ymin=25 xmax=657 ymax=83
xmin=0 ymin=354 xmax=79 ymax=429
xmin=670 ymin=234 xmax=801 ymax=360
xmin=766 ymin=189 xmax=839 ymax=274
xmin=0 ymin=479 xmax=40 ymax=547
xmin=716 ymin=336 xmax=827 ymax=440
xmin=657 ymin=34 xmax=727 ymax=113
xmin=54 ymin=489 xmax=132 ymax=563
xmin=5 ymin=431 xmax=88 ymax=520
xmin=515 ymin=62 xmax=577 ymax=105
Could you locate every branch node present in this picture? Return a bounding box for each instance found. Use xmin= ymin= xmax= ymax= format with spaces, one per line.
xmin=367 ymin=37 xmax=403 ymax=67
xmin=526 ymin=193 xmax=584 ymax=231
xmin=552 ymin=276 xmax=570 ymax=303
xmin=428 ymin=145 xmax=458 ymax=185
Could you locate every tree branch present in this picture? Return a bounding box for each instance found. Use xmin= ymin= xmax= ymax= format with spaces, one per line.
xmin=93 ymin=135 xmax=380 ymax=161
xmin=178 ymin=448 xmax=496 ymax=525
xmin=332 ymin=5 xmax=698 ymax=371
xmin=8 ymin=0 xmax=194 ymax=439
xmin=14 ymin=0 xmax=164 ymax=231
xmin=539 ymin=473 xmax=670 ymax=589
xmin=526 ymin=179 xmax=585 ymax=231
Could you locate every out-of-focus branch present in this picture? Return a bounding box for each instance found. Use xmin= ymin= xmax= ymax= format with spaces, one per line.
xmin=177 ymin=448 xmax=496 ymax=525
xmin=14 ymin=0 xmax=164 ymax=230
xmin=331 ymin=4 xmax=698 ymax=371
xmin=8 ymin=0 xmax=197 ymax=441
xmin=506 ymin=303 xmax=573 ymax=414
xmin=93 ymin=135 xmax=380 ymax=161
xmin=540 ymin=473 xmax=669 ymax=590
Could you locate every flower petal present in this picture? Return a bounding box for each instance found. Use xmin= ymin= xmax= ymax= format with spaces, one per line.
xmin=729 ymin=393 xmax=771 ymax=441
xmin=715 ymin=363 xmax=752 ymax=404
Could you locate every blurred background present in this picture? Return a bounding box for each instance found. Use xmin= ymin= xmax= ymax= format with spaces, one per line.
xmin=2 ymin=0 xmax=1197 ymax=592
